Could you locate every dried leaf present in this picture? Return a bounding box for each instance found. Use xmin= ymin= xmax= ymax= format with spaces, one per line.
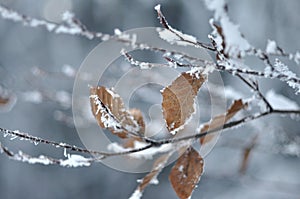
xmin=141 ymin=153 xmax=171 ymax=191
xmin=239 ymin=135 xmax=258 ymax=174
xmin=200 ymin=99 xmax=247 ymax=145
xmin=169 ymin=147 xmax=204 ymax=199
xmin=90 ymin=86 xmax=142 ymax=138
xmin=129 ymin=108 xmax=145 ymax=135
xmin=129 ymin=152 xmax=172 ymax=198
xmin=0 ymin=97 xmax=9 ymax=105
xmin=123 ymin=109 xmax=146 ymax=147
xmin=162 ymin=72 xmax=206 ymax=134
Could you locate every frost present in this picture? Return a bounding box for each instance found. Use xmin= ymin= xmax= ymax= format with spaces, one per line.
xmin=63 ymin=148 xmax=68 ymax=157
xmin=206 ymin=0 xmax=251 ymax=58
xmin=274 ymin=59 xmax=300 ymax=94
xmin=0 ymin=5 xmax=23 ymax=21
xmin=204 ymin=0 xmax=226 ymax=20
xmin=266 ymin=40 xmax=278 ymax=54
xmin=149 ymin=177 xmax=159 ymax=185
xmin=186 ymin=65 xmax=214 ymax=78
xmin=178 ymin=165 xmax=184 ymax=172
xmin=60 ymin=154 xmax=91 ymax=167
xmin=266 ymin=90 xmax=299 ymax=110
xmin=220 ymin=17 xmax=251 ymax=57
xmin=18 ymin=152 xmax=52 ymax=165
xmin=121 ymin=49 xmax=152 ymax=69
xmin=114 ymin=28 xmax=122 ymax=35
xmin=294 ymin=51 xmax=300 ymax=65
xmin=129 ymin=190 xmax=143 ymax=199
xmin=10 ymin=134 xmax=18 ymax=140
xmin=158 ymin=28 xmax=197 ymax=47
xmin=139 ymin=62 xmax=151 ymax=69
xmin=155 ymin=4 xmax=198 ymax=47
xmin=107 ymin=141 xmax=172 ymax=160
xmin=90 ymin=94 xmax=123 ymax=131
xmin=154 ymin=4 xmax=161 ymax=11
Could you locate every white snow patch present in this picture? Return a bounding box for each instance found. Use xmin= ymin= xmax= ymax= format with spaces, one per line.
xmin=266 ymin=40 xmax=278 ymax=54
xmin=60 ymin=154 xmax=91 ymax=167
xmin=157 ymin=28 xmax=197 ymax=47
xmin=204 ymin=0 xmax=226 ymax=20
xmin=18 ymin=152 xmax=52 ymax=165
xmin=129 ymin=190 xmax=143 ymax=199
xmin=294 ymin=51 xmax=300 ymax=65
xmin=220 ymin=17 xmax=251 ymax=57
xmin=154 ymin=4 xmax=161 ymax=11
xmin=107 ymin=141 xmax=172 ymax=160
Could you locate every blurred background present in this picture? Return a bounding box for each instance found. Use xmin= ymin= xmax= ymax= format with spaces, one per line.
xmin=0 ymin=0 xmax=299 ymax=198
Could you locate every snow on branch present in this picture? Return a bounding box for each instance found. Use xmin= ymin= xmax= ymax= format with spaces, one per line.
xmin=154 ymin=4 xmax=214 ymax=50
xmin=0 ymin=141 xmax=93 ymax=167
xmin=0 ymin=1 xmax=300 ymax=199
xmin=205 ymin=0 xmax=251 ymax=58
xmin=0 ymin=4 xmax=109 ymax=40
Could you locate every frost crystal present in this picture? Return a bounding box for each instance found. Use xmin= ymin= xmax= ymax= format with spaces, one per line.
xmin=274 ymin=59 xmax=300 ymax=94
xmin=157 ymin=28 xmax=197 ymax=47
xmin=206 ymin=0 xmax=251 ymax=58
xmin=89 ymin=94 xmax=123 ymax=131
xmin=220 ymin=17 xmax=251 ymax=57
xmin=107 ymin=141 xmax=172 ymax=160
xmin=294 ymin=51 xmax=300 ymax=65
xmin=60 ymin=154 xmax=91 ymax=167
xmin=129 ymin=190 xmax=143 ymax=199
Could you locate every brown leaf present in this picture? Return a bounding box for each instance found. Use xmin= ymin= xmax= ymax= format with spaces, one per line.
xmin=169 ymin=147 xmax=204 ymax=199
xmin=129 ymin=108 xmax=145 ymax=135
xmin=129 ymin=152 xmax=173 ymax=198
xmin=200 ymin=99 xmax=247 ymax=145
xmin=123 ymin=109 xmax=146 ymax=146
xmin=0 ymin=97 xmax=9 ymax=105
xmin=239 ymin=135 xmax=258 ymax=174
xmin=162 ymin=72 xmax=206 ymax=134
xmin=90 ymin=86 xmax=143 ymax=138
xmin=140 ymin=153 xmax=171 ymax=191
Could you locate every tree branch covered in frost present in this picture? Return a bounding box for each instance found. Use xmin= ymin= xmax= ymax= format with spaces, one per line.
xmin=1 ymin=1 xmax=300 ymax=199
xmin=0 ymin=4 xmax=110 ymax=40
xmin=0 ymin=142 xmax=92 ymax=167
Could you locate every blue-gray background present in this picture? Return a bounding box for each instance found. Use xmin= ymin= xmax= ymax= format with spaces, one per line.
xmin=0 ymin=0 xmax=299 ymax=199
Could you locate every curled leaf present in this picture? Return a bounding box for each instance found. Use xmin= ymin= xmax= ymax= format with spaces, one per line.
xmin=169 ymin=147 xmax=204 ymax=199
xmin=200 ymin=99 xmax=247 ymax=145
xmin=162 ymin=72 xmax=206 ymax=134
xmin=90 ymin=86 xmax=143 ymax=138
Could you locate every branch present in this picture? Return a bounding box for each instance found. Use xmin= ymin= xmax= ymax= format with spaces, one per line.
xmin=154 ymin=4 xmax=215 ymax=51
xmin=0 ymin=127 xmax=154 ymax=159
xmin=0 ymin=4 xmax=108 ymax=40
